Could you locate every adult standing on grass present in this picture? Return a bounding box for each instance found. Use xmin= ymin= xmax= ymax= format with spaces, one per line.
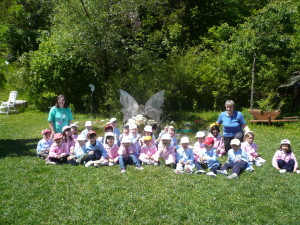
xmin=216 ymin=100 xmax=250 ymax=153
xmin=48 ymin=94 xmax=73 ymax=135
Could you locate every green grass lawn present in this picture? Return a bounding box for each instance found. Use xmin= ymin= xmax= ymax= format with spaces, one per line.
xmin=0 ymin=111 xmax=300 ymax=224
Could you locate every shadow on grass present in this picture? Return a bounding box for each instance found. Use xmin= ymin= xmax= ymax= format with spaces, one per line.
xmin=0 ymin=138 xmax=39 ymax=158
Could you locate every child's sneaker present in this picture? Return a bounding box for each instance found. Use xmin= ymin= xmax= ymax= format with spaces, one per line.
xmin=46 ymin=161 xmax=56 ymax=165
xmin=108 ymin=162 xmax=114 ymax=166
xmin=121 ymin=169 xmax=126 ymax=173
xmin=297 ymin=170 xmax=300 ymax=174
xmin=94 ymin=163 xmax=99 ymax=168
xmin=185 ymin=167 xmax=192 ymax=174
xmin=136 ymin=166 xmax=144 ymax=170
xmin=217 ymin=170 xmax=228 ymax=176
xmin=246 ymin=165 xmax=255 ymax=172
xmin=196 ymin=170 xmax=206 ymax=174
xmin=254 ymin=161 xmax=262 ymax=167
xmin=227 ymin=173 xmax=238 ymax=179
xmin=85 ymin=161 xmax=94 ymax=167
xmin=206 ymin=172 xmax=217 ymax=178
xmin=218 ymin=154 xmax=222 ymax=158
xmin=153 ymin=162 xmax=159 ymax=166
xmin=279 ymin=169 xmax=287 ymax=174
xmin=173 ymin=169 xmax=182 ymax=174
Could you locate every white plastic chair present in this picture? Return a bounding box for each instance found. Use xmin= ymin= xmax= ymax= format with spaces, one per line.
xmin=0 ymin=91 xmax=18 ymax=114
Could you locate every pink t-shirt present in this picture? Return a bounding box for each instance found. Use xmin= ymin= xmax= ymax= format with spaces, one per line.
xmin=241 ymin=141 xmax=258 ymax=160
xmin=193 ymin=141 xmax=205 ymax=161
xmin=118 ymin=145 xmax=135 ymax=158
xmin=208 ymin=134 xmax=225 ymax=152
xmin=272 ymin=150 xmax=298 ymax=169
xmin=139 ymin=144 xmax=157 ymax=161
xmin=49 ymin=142 xmax=69 ymax=157
xmin=104 ymin=143 xmax=119 ymax=162
xmin=154 ymin=144 xmax=176 ymax=165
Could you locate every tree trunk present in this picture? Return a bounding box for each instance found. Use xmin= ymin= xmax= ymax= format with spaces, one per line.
xmin=250 ymin=53 xmax=256 ymax=109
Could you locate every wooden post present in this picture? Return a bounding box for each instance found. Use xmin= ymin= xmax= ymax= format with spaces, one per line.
xmin=250 ymin=53 xmax=256 ymax=109
xmin=268 ymin=115 xmax=271 ymax=126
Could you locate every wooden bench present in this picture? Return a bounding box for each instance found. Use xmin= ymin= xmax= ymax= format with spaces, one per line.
xmin=249 ymin=109 xmax=299 ymax=126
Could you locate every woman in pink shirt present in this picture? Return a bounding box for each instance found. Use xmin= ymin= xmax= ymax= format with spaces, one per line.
xmin=139 ymin=136 xmax=158 ymax=165
xmin=272 ymin=139 xmax=298 ymax=173
xmin=46 ymin=133 xmax=70 ymax=165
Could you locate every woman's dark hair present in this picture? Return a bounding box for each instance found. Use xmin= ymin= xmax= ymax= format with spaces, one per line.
xmin=55 ymin=94 xmax=69 ymax=108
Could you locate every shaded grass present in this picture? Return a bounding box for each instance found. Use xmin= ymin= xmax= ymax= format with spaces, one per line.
xmin=1 ymin=111 xmax=300 ymax=224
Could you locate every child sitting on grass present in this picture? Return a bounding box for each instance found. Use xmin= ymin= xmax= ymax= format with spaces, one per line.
xmin=103 ymin=132 xmax=119 ymax=166
xmin=70 ymin=123 xmax=78 ymax=140
xmin=193 ymin=131 xmax=206 ymax=163
xmin=129 ymin=123 xmax=141 ymax=158
xmin=174 ymin=137 xmax=194 ymax=174
xmin=62 ymin=126 xmax=75 ymax=153
xmin=168 ymin=126 xmax=177 ymax=148
xmin=140 ymin=125 xmax=156 ymax=146
xmin=109 ymin=118 xmax=121 ymax=144
xmin=118 ymin=136 xmax=144 ymax=173
xmin=46 ymin=133 xmax=69 ymax=165
xmin=156 ymin=125 xmax=168 ymax=145
xmin=208 ymin=123 xmax=225 ymax=157
xmin=81 ymin=121 xmax=92 ymax=140
xmin=37 ymin=129 xmax=53 ymax=159
xmin=67 ymin=134 xmax=87 ymax=165
xmin=155 ymin=133 xmax=176 ymax=168
xmin=119 ymin=124 xmax=130 ymax=146
xmin=195 ymin=137 xmax=221 ymax=178
xmin=241 ymin=131 xmax=265 ymax=167
xmin=139 ymin=136 xmax=158 ymax=165
xmin=217 ymin=139 xmax=250 ymax=179
xmin=272 ymin=139 xmax=298 ymax=173
xmin=84 ymin=130 xmax=108 ymax=167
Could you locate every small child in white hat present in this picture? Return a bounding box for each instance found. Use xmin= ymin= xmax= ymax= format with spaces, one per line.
xmin=217 ymin=139 xmax=251 ymax=179
xmin=174 ymin=137 xmax=194 ymax=174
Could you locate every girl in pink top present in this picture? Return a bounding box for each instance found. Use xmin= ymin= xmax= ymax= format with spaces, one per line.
xmin=47 ymin=133 xmax=70 ymax=165
xmin=103 ymin=132 xmax=119 ymax=166
xmin=208 ymin=124 xmax=225 ymax=157
xmin=193 ymin=131 xmax=206 ymax=163
xmin=139 ymin=136 xmax=158 ymax=165
xmin=272 ymin=139 xmax=298 ymax=173
xmin=241 ymin=131 xmax=265 ymax=166
xmin=62 ymin=126 xmax=75 ymax=153
xmin=155 ymin=134 xmax=176 ymax=168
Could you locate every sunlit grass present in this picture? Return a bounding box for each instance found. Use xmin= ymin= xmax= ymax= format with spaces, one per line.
xmin=0 ymin=111 xmax=300 ymax=224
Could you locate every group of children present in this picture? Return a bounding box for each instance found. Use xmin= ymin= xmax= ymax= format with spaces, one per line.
xmin=37 ymin=118 xmax=299 ymax=177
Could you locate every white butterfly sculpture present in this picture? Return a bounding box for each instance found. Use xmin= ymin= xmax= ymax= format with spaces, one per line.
xmin=119 ymin=89 xmax=165 ymax=123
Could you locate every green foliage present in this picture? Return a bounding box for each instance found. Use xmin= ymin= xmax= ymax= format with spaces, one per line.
xmin=1 ymin=0 xmax=300 ymax=115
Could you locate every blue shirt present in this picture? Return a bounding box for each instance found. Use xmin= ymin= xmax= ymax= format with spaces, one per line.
xmin=199 ymin=148 xmax=221 ymax=169
xmin=74 ymin=144 xmax=88 ymax=158
xmin=217 ymin=110 xmax=246 ymax=137
xmin=176 ymin=147 xmax=194 ymax=166
xmin=85 ymin=140 xmax=107 ymax=158
xmin=227 ymin=148 xmax=250 ymax=166
xmin=36 ymin=138 xmax=53 ymax=153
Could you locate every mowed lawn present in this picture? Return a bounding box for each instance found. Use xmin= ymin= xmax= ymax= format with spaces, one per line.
xmin=0 ymin=111 xmax=300 ymax=224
